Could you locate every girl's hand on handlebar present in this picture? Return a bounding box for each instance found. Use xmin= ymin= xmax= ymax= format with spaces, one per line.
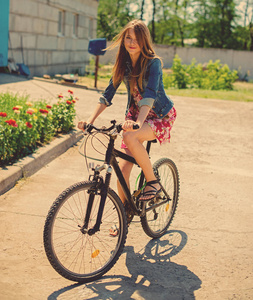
xmin=77 ymin=120 xmax=88 ymax=131
xmin=122 ymin=120 xmax=140 ymax=131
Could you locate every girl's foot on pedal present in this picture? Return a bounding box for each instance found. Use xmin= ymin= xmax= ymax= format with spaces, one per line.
xmin=139 ymin=180 xmax=162 ymax=201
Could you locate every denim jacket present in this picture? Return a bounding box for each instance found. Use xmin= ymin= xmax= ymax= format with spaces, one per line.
xmin=99 ymin=58 xmax=174 ymax=119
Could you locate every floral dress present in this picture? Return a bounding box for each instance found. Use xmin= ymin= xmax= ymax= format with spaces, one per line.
xmin=121 ymin=84 xmax=177 ymax=149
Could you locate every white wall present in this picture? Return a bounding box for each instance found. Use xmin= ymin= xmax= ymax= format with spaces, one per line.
xmin=8 ymin=0 xmax=98 ymax=76
xmin=100 ymin=43 xmax=253 ymax=80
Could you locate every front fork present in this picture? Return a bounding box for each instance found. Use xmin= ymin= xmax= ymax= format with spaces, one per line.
xmin=80 ymin=164 xmax=112 ymax=236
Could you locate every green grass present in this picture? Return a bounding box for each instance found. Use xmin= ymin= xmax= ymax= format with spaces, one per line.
xmin=79 ymin=64 xmax=253 ymax=102
xmin=165 ymin=81 xmax=253 ymax=102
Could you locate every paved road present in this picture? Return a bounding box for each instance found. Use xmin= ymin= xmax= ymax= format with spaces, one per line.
xmin=0 ymin=75 xmax=253 ymax=299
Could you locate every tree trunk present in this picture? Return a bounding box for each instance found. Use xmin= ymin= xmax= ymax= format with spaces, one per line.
xmin=151 ymin=0 xmax=156 ymax=42
xmin=140 ymin=0 xmax=145 ymax=20
xmin=244 ymin=0 xmax=249 ymax=27
xmin=177 ymin=20 xmax=184 ymax=47
xmin=250 ymin=6 xmax=253 ymax=51
xmin=171 ymin=0 xmax=179 ymax=45
xmin=250 ymin=22 xmax=253 ymax=51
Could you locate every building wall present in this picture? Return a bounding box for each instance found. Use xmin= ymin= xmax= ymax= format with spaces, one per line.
xmin=101 ymin=43 xmax=253 ymax=81
xmin=8 ymin=0 xmax=98 ymax=76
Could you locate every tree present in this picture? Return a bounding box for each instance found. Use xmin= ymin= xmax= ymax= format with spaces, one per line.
xmin=193 ymin=0 xmax=211 ymax=47
xmin=97 ymin=0 xmax=253 ymax=50
xmin=151 ymin=0 xmax=193 ymax=45
xmin=193 ymin=0 xmax=238 ymax=49
xmin=97 ymin=0 xmax=138 ymax=40
xmin=241 ymin=0 xmax=253 ymax=50
xmin=177 ymin=0 xmax=190 ymax=46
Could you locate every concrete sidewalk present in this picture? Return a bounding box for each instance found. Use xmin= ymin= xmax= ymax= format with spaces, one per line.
xmin=0 ymin=73 xmax=253 ymax=299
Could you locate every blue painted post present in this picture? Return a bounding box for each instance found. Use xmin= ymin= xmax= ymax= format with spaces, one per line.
xmin=0 ymin=0 xmax=10 ymax=67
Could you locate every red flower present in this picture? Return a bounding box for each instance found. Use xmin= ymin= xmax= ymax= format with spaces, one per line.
xmin=68 ymin=90 xmax=73 ymax=94
xmin=13 ymin=107 xmax=19 ymax=111
xmin=0 ymin=112 xmax=7 ymax=117
xmin=72 ymin=100 xmax=76 ymax=103
xmin=27 ymin=111 xmax=33 ymax=115
xmin=25 ymin=122 xmax=33 ymax=129
xmin=58 ymin=94 xmax=63 ymax=98
xmin=46 ymin=104 xmax=52 ymax=109
xmin=39 ymin=109 xmax=49 ymax=114
xmin=66 ymin=100 xmax=72 ymax=105
xmin=5 ymin=119 xmax=18 ymax=127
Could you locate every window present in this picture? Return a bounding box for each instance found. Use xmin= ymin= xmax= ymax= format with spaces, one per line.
xmin=73 ymin=14 xmax=78 ymax=37
xmin=89 ymin=18 xmax=93 ymax=39
xmin=58 ymin=10 xmax=65 ymax=36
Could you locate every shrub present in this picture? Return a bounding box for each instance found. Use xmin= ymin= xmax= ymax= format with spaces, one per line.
xmin=164 ymin=55 xmax=238 ymax=90
xmin=51 ymin=91 xmax=76 ymax=133
xmin=0 ymin=90 xmax=77 ymax=166
xmin=171 ymin=54 xmax=189 ymax=89
xmin=200 ymin=60 xmax=238 ymax=90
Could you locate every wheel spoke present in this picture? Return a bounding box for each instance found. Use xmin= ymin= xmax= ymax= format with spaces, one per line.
xmin=43 ymin=182 xmax=127 ymax=283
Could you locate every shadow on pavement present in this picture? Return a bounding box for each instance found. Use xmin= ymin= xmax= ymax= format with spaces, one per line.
xmin=0 ymin=73 xmax=30 ymax=84
xmin=47 ymin=230 xmax=202 ymax=300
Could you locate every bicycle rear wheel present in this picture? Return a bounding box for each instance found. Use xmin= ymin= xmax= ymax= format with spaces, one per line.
xmin=43 ymin=181 xmax=127 ymax=283
xmin=141 ymin=158 xmax=179 ymax=238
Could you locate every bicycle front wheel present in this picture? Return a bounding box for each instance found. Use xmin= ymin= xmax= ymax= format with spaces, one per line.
xmin=43 ymin=181 xmax=127 ymax=283
xmin=141 ymin=158 xmax=180 ymax=238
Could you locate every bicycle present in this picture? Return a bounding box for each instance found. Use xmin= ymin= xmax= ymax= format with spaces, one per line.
xmin=43 ymin=120 xmax=180 ymax=283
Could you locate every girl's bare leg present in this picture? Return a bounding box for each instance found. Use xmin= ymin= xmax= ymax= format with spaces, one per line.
xmin=122 ymin=123 xmax=160 ymax=199
xmin=110 ymin=151 xmax=133 ymax=236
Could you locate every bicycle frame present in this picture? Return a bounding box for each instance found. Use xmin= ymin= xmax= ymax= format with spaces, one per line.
xmin=84 ymin=132 xmax=155 ymax=235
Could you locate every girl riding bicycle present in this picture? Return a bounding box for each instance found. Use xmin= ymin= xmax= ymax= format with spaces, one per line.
xmin=44 ymin=20 xmax=179 ymax=276
xmin=78 ymin=19 xmax=176 ymax=204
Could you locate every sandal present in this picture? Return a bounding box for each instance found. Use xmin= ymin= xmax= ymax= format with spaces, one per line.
xmin=139 ymin=180 xmax=162 ymax=202
xmin=109 ymin=225 xmax=119 ymax=237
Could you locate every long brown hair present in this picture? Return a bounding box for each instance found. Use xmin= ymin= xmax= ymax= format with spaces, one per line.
xmin=107 ymin=19 xmax=161 ymax=94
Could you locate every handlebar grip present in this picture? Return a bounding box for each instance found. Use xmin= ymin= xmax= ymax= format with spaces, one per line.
xmin=133 ymin=124 xmax=139 ymax=130
xmin=86 ymin=123 xmax=94 ymax=133
xmin=116 ymin=123 xmax=139 ymax=133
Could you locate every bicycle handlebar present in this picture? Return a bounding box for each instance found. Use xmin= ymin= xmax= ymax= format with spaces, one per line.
xmin=83 ymin=120 xmax=139 ymax=134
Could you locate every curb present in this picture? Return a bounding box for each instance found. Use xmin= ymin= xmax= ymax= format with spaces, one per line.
xmin=32 ymin=77 xmax=128 ymax=95
xmin=33 ymin=76 xmax=104 ymax=93
xmin=0 ymin=130 xmax=83 ymax=196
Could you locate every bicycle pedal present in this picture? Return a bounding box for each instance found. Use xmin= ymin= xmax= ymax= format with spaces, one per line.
xmin=148 ymin=200 xmax=154 ymax=206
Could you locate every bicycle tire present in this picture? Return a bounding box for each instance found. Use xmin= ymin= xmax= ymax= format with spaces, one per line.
xmin=43 ymin=181 xmax=127 ymax=283
xmin=141 ymin=158 xmax=180 ymax=238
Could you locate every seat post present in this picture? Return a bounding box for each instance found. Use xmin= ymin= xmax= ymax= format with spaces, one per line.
xmin=146 ymin=141 xmax=152 ymax=154
xmin=146 ymin=139 xmax=157 ymax=155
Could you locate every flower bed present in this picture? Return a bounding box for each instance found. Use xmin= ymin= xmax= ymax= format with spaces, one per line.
xmin=0 ymin=90 xmax=77 ymax=167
